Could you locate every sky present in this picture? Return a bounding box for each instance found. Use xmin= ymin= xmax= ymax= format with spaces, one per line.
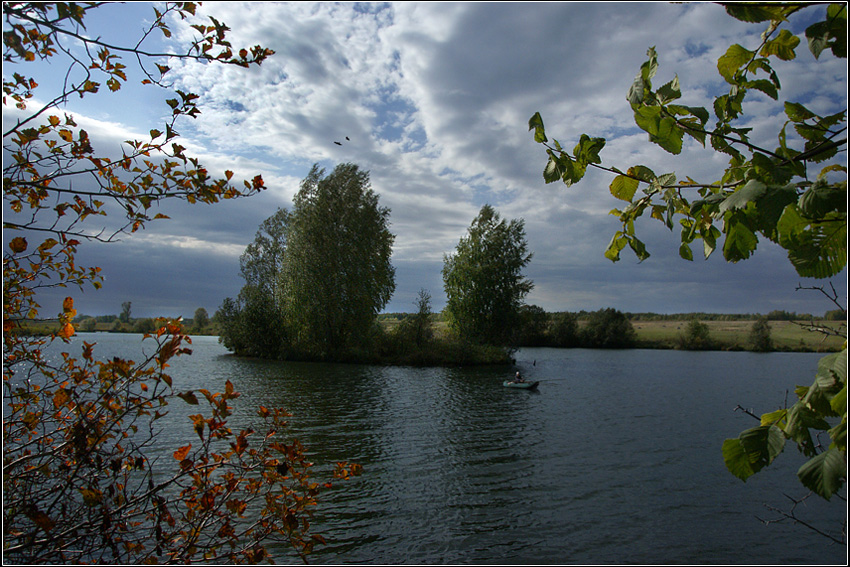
xmin=3 ymin=1 xmax=847 ymax=319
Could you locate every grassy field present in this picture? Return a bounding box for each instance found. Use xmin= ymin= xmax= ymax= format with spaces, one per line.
xmin=18 ymin=315 xmax=846 ymax=354
xmin=631 ymin=319 xmax=846 ymax=352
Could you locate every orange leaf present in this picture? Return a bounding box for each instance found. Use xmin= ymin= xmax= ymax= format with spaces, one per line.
xmin=173 ymin=445 xmax=191 ymax=461
xmin=53 ymin=388 xmax=70 ymax=408
xmin=57 ymin=322 xmax=75 ymax=339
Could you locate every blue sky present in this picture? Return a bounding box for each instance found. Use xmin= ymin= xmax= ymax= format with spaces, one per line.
xmin=3 ymin=2 xmax=847 ymax=319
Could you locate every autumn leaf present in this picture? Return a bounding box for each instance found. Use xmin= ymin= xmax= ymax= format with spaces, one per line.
xmin=9 ymin=236 xmax=27 ymax=253
xmin=173 ymin=445 xmax=192 ymax=461
xmin=178 ymin=391 xmax=199 ymax=405
xmin=57 ymin=322 xmax=75 ymax=339
xmin=53 ymin=388 xmax=70 ymax=408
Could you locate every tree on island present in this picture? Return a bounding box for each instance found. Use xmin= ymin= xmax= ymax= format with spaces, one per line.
xmin=3 ymin=3 xmax=357 ymax=563
xmin=529 ymin=2 xmax=846 ymax=539
xmin=218 ymin=163 xmax=396 ymax=360
xmin=284 ymin=163 xmax=396 ymax=358
xmin=217 ymin=208 xmax=290 ymax=357
xmin=442 ymin=204 xmax=534 ymax=346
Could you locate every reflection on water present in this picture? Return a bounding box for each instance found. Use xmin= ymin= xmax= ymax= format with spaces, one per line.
xmin=53 ymin=335 xmax=846 ymax=564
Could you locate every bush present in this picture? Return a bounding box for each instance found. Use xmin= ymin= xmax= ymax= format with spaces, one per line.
xmin=547 ymin=312 xmax=580 ymax=347
xmin=749 ymin=316 xmax=773 ymax=352
xmin=678 ymin=319 xmax=713 ymax=350
xmin=582 ymin=308 xmax=636 ymax=348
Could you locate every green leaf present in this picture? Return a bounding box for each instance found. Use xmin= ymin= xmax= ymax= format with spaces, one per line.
xmin=797 ymin=448 xmax=846 ymax=500
xmin=634 ymin=107 xmax=684 ymax=155
xmin=628 ymin=236 xmax=650 ymax=262
xmin=656 ymin=76 xmax=681 ymax=103
xmin=745 ymin=78 xmax=778 ymax=100
xmin=722 ymin=215 xmax=759 ymax=262
xmin=831 ymin=382 xmax=847 ymax=417
xmin=639 ymin=46 xmax=658 ymax=83
xmin=784 ymin=101 xmax=816 ymax=122
xmin=805 ymin=4 xmax=848 ymax=60
xmin=574 ymin=134 xmax=606 ymax=166
xmin=528 ymin=112 xmax=547 ymax=143
xmin=724 ymin=3 xmax=791 ymax=23
xmin=761 ymin=408 xmax=787 ymax=427
xmin=718 ymin=44 xmax=754 ymax=83
xmin=543 ymin=155 xmax=561 ymax=184
xmin=815 ymin=349 xmax=847 ymax=390
xmin=702 ymin=226 xmax=720 ymax=259
xmin=718 ymin=180 xmax=768 ymax=213
xmin=679 ymin=242 xmax=693 ymax=261
xmin=610 ymin=175 xmax=639 ymax=202
xmin=722 ymin=438 xmax=756 ymax=481
xmin=798 ymin=181 xmax=847 ymax=220
xmin=785 ymin=401 xmax=831 ymax=455
xmin=604 ymin=232 xmax=628 ymax=262
xmin=723 ymin=425 xmax=786 ymax=481
xmin=777 ymin=205 xmax=847 ymax=278
xmin=760 ymin=29 xmax=800 ymax=61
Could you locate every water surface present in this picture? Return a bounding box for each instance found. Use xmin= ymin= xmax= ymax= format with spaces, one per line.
xmin=59 ymin=335 xmax=848 ymax=564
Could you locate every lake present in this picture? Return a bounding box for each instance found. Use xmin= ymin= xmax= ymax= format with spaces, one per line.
xmin=51 ymin=334 xmax=848 ymax=564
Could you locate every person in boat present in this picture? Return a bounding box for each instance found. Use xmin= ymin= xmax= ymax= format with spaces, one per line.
xmin=513 ymin=371 xmax=525 ymax=383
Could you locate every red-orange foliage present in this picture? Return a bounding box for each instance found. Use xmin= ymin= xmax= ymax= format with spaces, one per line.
xmin=3 ymin=3 xmax=359 ymax=563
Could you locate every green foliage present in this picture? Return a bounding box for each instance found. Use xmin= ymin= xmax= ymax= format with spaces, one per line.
xmin=283 ymin=163 xmax=396 ymax=358
xmin=220 ymin=165 xmax=395 ymax=361
xmin=528 ymin=2 xmax=847 ymax=511
xmin=723 ymin=350 xmax=846 ymax=501
xmin=530 ymin=4 xmax=846 ymax=275
xmin=192 ymin=307 xmax=210 ymax=330
xmin=217 ymin=208 xmax=290 ymax=357
xmin=547 ymin=311 xmax=580 ymax=347
xmin=678 ymin=319 xmax=713 ymax=350
xmin=120 ymin=301 xmax=132 ymax=323
xmin=581 ymin=308 xmax=637 ymax=349
xmin=749 ymin=316 xmax=774 ymax=352
xmin=442 ymin=205 xmax=534 ymax=346
xmin=133 ymin=317 xmax=157 ymax=334
xmin=514 ymin=304 xmax=550 ymax=347
xmin=395 ymin=289 xmax=435 ymax=350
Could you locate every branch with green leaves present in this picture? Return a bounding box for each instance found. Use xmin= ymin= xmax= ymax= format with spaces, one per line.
xmin=527 ymin=2 xmax=847 ymax=519
xmin=528 ymin=3 xmax=846 ymax=278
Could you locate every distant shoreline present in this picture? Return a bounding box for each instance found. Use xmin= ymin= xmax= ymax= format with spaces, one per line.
xmin=20 ymin=317 xmax=844 ymax=356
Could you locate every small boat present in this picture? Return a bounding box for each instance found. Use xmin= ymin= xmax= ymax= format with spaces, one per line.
xmin=503 ymin=380 xmax=539 ymax=390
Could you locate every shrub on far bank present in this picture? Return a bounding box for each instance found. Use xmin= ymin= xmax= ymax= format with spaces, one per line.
xmin=749 ymin=316 xmax=773 ymax=352
xmin=677 ymin=319 xmax=714 ymax=350
xmin=581 ymin=308 xmax=636 ymax=349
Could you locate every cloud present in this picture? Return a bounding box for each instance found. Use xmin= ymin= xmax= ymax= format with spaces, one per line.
xmin=9 ymin=2 xmax=846 ymax=319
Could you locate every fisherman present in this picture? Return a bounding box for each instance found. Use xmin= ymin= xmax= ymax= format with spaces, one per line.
xmin=514 ymin=371 xmax=525 ymax=383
